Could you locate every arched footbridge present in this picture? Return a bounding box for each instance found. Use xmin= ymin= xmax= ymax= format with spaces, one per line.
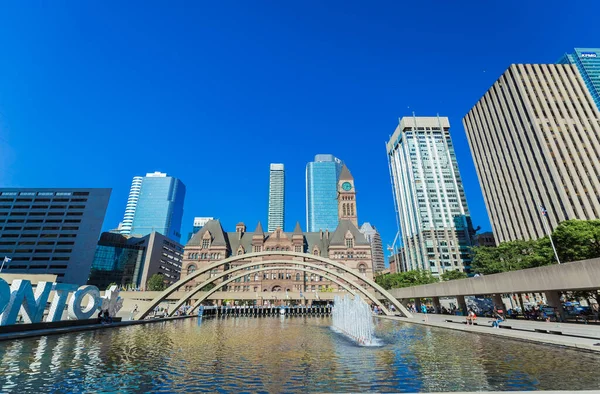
xmin=137 ymin=251 xmax=412 ymax=319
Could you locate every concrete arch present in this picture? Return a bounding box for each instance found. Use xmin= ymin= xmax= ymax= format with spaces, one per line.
xmin=137 ymin=251 xmax=412 ymax=319
xmin=186 ymin=266 xmax=378 ymax=315
xmin=161 ymin=262 xmax=379 ymax=318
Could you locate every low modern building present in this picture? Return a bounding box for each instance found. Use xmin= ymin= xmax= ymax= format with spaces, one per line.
xmin=0 ymin=188 xmax=111 ymax=285
xmin=180 ymin=219 xmax=373 ymax=294
xmin=359 ymin=223 xmax=385 ymax=273
xmin=88 ymin=231 xmax=183 ymax=290
xmin=474 ymin=231 xmax=496 ymax=247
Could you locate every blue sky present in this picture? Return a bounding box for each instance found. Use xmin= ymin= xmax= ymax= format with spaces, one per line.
xmin=1 ymin=1 xmax=599 ymax=260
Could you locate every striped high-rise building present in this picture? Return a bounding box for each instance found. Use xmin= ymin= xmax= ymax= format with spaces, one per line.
xmin=120 ymin=176 xmax=143 ymax=235
xmin=463 ymin=64 xmax=600 ymax=243
xmin=268 ymin=164 xmax=285 ymax=232
xmin=387 ymin=116 xmax=474 ymax=276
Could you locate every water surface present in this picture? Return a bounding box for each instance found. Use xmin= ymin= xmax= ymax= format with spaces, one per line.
xmin=0 ymin=316 xmax=599 ymax=393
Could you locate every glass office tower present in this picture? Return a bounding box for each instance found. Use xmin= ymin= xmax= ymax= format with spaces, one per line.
xmin=306 ymin=154 xmax=343 ymax=232
xmin=558 ymin=48 xmax=600 ymax=111
xmin=387 ymin=116 xmax=474 ymax=276
xmin=123 ymin=172 xmax=186 ymax=242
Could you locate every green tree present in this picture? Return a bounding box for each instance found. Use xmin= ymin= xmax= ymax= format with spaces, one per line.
xmin=440 ymin=270 xmax=468 ymax=281
xmin=552 ymin=219 xmax=600 ymax=262
xmin=147 ymin=274 xmax=167 ymax=291
xmin=375 ymin=270 xmax=438 ymax=290
xmin=471 ymin=238 xmax=553 ymax=274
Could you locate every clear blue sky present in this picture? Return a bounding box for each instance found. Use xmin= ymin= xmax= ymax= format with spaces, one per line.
xmin=1 ymin=1 xmax=599 ymax=260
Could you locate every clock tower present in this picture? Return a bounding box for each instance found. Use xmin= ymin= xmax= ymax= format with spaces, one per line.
xmin=337 ymin=164 xmax=358 ymax=227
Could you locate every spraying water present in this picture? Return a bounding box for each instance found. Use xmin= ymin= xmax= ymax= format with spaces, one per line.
xmin=331 ymin=294 xmax=380 ymax=346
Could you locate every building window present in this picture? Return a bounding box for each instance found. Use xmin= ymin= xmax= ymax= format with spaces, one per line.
xmin=202 ymin=239 xmax=210 ymax=249
xmin=313 ymin=248 xmax=319 ymax=256
xmin=358 ymin=264 xmax=366 ymax=274
xmin=187 ymin=264 xmax=197 ymax=275
xmin=295 ymin=245 xmax=302 ymax=253
xmin=345 ymin=238 xmax=353 ymax=248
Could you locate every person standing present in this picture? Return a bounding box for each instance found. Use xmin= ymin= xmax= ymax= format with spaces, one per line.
xmin=421 ymin=303 xmax=428 ymax=322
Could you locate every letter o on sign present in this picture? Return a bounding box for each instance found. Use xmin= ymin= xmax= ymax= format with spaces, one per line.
xmin=68 ymin=286 xmax=101 ymax=320
xmin=0 ymin=278 xmax=9 ymax=315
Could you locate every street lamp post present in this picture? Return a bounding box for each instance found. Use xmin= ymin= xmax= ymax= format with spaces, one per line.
xmin=540 ymin=206 xmax=561 ymax=265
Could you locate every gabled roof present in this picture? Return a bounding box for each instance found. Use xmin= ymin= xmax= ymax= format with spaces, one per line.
xmin=338 ymin=164 xmax=353 ymax=181
xmin=329 ymin=219 xmax=369 ymax=246
xmin=293 ymin=221 xmax=303 ymax=234
xmin=187 ymin=219 xmax=228 ymax=247
xmin=253 ymin=221 xmax=264 ymax=235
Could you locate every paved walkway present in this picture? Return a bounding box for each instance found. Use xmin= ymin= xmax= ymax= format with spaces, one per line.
xmin=379 ymin=313 xmax=600 ymax=352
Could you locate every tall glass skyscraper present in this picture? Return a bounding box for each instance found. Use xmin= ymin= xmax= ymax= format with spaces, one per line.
xmin=120 ymin=172 xmax=186 ymax=242
xmin=267 ymin=164 xmax=285 ymax=232
xmin=306 ymin=154 xmax=343 ymax=232
xmin=558 ymin=48 xmax=600 ymax=111
xmin=387 ymin=116 xmax=474 ymax=276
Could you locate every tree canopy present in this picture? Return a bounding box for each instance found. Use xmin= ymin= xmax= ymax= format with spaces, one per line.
xmin=147 ymin=274 xmax=167 ymax=291
xmin=375 ymin=270 xmax=438 ymax=290
xmin=440 ymin=270 xmax=468 ymax=281
xmin=471 ymin=219 xmax=600 ymax=275
xmin=552 ymin=219 xmax=600 ymax=263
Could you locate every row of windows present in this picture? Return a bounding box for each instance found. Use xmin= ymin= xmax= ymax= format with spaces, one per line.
xmin=0 ymin=205 xmax=86 ymax=210
xmin=0 ymin=211 xmax=83 ymax=217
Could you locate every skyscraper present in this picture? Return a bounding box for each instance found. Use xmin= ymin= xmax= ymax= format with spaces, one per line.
xmin=120 ymin=176 xmax=143 ymax=235
xmin=306 ymin=154 xmax=344 ymax=232
xmin=387 ymin=116 xmax=474 ymax=276
xmin=0 ymin=188 xmax=111 ymax=285
xmin=463 ymin=64 xmax=600 ymax=243
xmin=268 ymin=164 xmax=285 ymax=232
xmin=359 ymin=223 xmax=385 ymax=273
xmin=120 ymin=172 xmax=186 ymax=242
xmin=558 ymin=48 xmax=600 ymax=111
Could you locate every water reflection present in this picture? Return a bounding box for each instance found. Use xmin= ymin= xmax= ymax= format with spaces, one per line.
xmin=0 ymin=317 xmax=599 ymax=392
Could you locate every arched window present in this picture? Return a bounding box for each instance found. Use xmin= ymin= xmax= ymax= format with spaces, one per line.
xmin=187 ymin=264 xmax=197 ymax=275
xmin=295 ymin=273 xmax=300 ymax=281
xmin=313 ymin=248 xmax=319 ymax=256
xmin=237 ymin=248 xmax=243 ymax=255
xmin=358 ymin=264 xmax=366 ymax=274
xmin=254 ymin=274 xmax=259 ymax=281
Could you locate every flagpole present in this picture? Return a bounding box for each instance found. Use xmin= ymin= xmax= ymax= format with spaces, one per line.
xmin=0 ymin=257 xmax=9 ymax=273
xmin=540 ymin=206 xmax=561 ymax=265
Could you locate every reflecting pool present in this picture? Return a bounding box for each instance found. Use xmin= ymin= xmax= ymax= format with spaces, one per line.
xmin=1 ymin=316 xmax=600 ymax=393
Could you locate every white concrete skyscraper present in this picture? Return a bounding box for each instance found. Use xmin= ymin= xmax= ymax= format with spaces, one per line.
xmin=387 ymin=116 xmax=474 ymax=276
xmin=464 ymin=64 xmax=600 ymax=243
xmin=268 ymin=163 xmax=285 ymax=232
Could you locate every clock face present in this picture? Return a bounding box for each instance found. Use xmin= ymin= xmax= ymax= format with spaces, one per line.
xmin=342 ymin=182 xmax=352 ymax=191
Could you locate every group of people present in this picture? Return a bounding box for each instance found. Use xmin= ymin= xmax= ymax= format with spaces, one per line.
xmin=465 ymin=307 xmax=504 ymax=327
xmin=97 ymin=309 xmax=113 ymax=324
